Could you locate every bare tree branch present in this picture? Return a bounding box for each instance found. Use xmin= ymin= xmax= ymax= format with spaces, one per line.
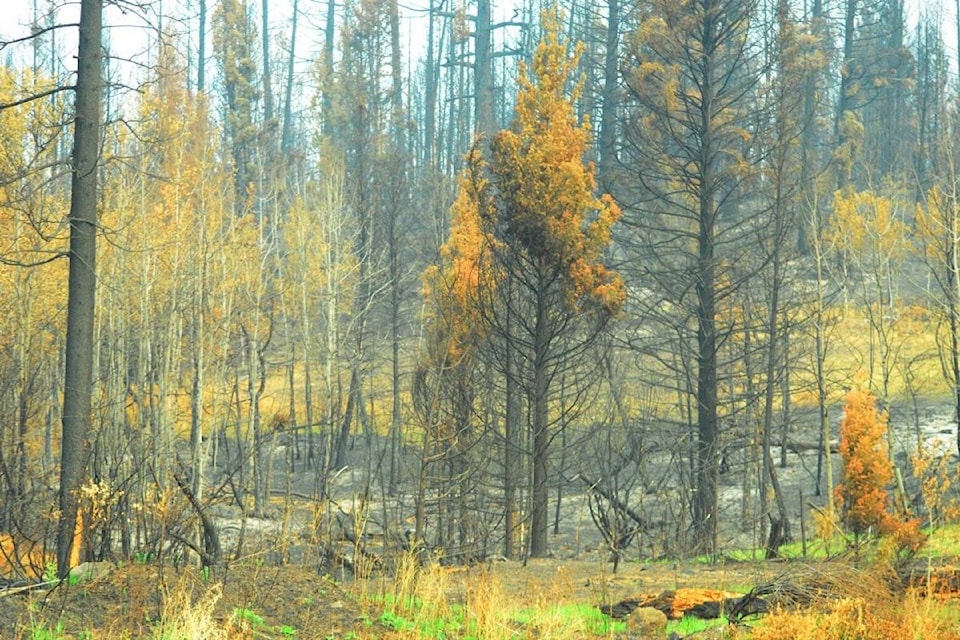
xmin=0 ymin=85 xmax=75 ymax=111
xmin=0 ymin=252 xmax=65 ymax=268
xmin=0 ymin=22 xmax=80 ymax=51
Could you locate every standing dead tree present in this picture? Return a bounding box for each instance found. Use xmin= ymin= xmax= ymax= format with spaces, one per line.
xmin=578 ymin=473 xmax=647 ymax=572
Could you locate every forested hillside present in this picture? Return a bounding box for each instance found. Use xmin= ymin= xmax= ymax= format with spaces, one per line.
xmin=0 ymin=0 xmax=957 ymax=579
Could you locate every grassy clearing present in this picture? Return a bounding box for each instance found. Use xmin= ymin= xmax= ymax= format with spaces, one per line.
xmin=15 ymin=524 xmax=960 ymax=639
xmin=925 ymin=525 xmax=960 ymax=557
xmin=147 ymin=298 xmax=954 ymax=448
xmin=378 ymin=599 xmax=627 ymax=639
xmin=368 ymin=556 xmax=960 ymax=640
xmin=371 ymin=553 xmax=633 ymax=639
xmin=691 ymin=523 xmax=960 ymax=566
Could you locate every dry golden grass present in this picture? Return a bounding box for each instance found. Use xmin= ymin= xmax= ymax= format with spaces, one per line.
xmin=378 ymin=551 xmax=456 ymax=637
xmin=463 ymin=566 xmax=513 ymax=639
xmin=150 ymin=579 xmax=229 ymax=640
xmin=375 ymin=559 xmax=614 ymax=640
xmin=793 ymin=304 xmax=947 ymax=406
xmin=741 ymin=559 xmax=960 ymax=640
xmin=49 ymin=298 xmax=952 ymax=455
xmin=742 ymin=593 xmax=960 ymax=640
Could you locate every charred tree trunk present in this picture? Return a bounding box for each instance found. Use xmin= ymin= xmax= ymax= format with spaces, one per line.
xmin=58 ymin=0 xmax=102 ymax=579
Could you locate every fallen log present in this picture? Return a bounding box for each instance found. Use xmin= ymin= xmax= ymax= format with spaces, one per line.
xmin=692 ymin=594 xmax=769 ymax=620
xmin=173 ymin=463 xmax=222 ymax=568
xmin=600 ymin=588 xmax=753 ymax=620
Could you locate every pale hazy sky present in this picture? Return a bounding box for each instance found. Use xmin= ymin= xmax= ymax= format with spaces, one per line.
xmin=1 ymin=1 xmax=955 ymax=88
xmin=1 ymin=0 xmax=438 ymax=86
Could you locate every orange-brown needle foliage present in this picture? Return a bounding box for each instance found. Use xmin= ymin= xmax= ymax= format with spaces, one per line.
xmin=421 ymin=151 xmax=492 ymax=367
xmin=835 ymin=389 xmax=894 ymax=539
xmin=422 ymin=9 xmax=625 ymax=365
xmin=488 ymin=10 xmax=625 ymax=317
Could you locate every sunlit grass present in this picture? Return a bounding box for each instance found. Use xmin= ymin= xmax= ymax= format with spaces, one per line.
xmin=666 ymin=615 xmax=728 ymax=636
xmin=377 ymin=600 xmax=627 ymax=639
xmin=793 ymin=305 xmax=948 ymax=406
xmin=924 ymin=524 xmax=960 ymax=557
xmin=370 ymin=557 xmax=633 ymax=640
xmin=511 ymin=602 xmax=625 ymax=637
xmin=744 ymin=593 xmax=960 ymax=640
xmin=694 ymin=522 xmax=960 ymax=567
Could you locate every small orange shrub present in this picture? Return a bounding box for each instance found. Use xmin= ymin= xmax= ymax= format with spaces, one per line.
xmin=835 ymin=389 xmax=925 ymax=561
xmin=0 ymin=533 xmax=50 ymax=579
xmin=890 ymin=517 xmax=925 ymax=555
xmin=835 ymin=390 xmax=894 ymax=539
xmin=0 ymin=514 xmax=83 ymax=579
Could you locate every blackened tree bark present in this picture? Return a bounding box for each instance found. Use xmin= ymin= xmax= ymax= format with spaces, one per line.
xmin=261 ymin=0 xmax=275 ymax=128
xmin=422 ymin=0 xmax=439 ymax=167
xmin=835 ymin=0 xmax=858 ymax=155
xmin=212 ymin=0 xmax=260 ymax=214
xmin=58 ymin=0 xmax=102 ymax=579
xmin=623 ymin=0 xmax=763 ymax=554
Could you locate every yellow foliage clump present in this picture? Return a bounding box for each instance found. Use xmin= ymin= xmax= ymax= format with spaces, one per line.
xmin=912 ymin=442 xmax=960 ymax=527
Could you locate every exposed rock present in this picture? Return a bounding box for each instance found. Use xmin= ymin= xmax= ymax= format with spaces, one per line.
xmin=68 ymin=561 xmax=113 ymax=582
xmin=624 ymin=606 xmax=667 ymax=638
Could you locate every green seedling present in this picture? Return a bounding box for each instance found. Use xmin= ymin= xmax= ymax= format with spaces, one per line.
xmin=28 ymin=620 xmax=66 ymax=640
xmin=233 ymin=607 xmax=265 ymax=628
xmin=666 ymin=615 xmax=728 ymax=636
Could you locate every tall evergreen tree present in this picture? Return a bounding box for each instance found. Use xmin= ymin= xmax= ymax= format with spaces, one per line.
xmin=437 ymin=11 xmax=624 ymax=557
xmin=621 ymin=0 xmax=764 ymax=553
xmin=58 ymin=0 xmax=103 ymax=578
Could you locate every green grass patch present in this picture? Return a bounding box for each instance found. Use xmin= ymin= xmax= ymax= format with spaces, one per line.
xmin=232 ymin=607 xmax=265 ymax=628
xmin=369 ymin=523 xmax=960 ymax=640
xmin=380 ymin=609 xmax=465 ymax=637
xmin=27 ymin=620 xmax=66 ymax=640
xmin=924 ymin=524 xmax=960 ymax=557
xmin=230 ymin=606 xmax=297 ymax=637
xmin=377 ymin=598 xmax=626 ymax=639
xmin=666 ymin=615 xmax=728 ymax=636
xmin=512 ymin=602 xmax=626 ymax=636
